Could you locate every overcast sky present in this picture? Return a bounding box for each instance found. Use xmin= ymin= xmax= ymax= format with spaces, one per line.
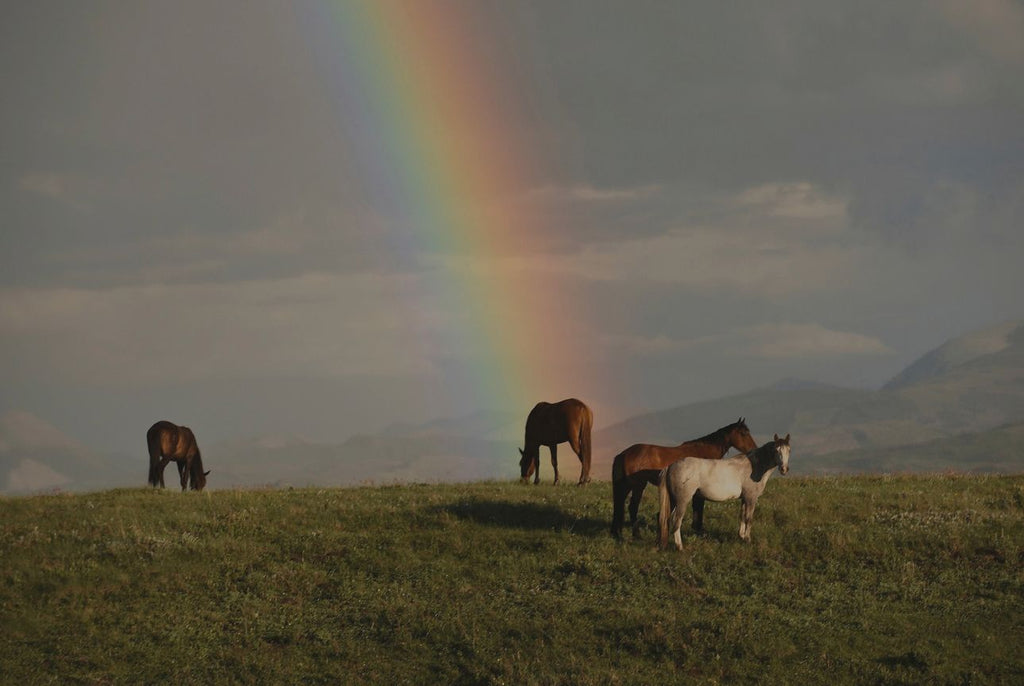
xmin=3 ymin=0 xmax=1023 ymax=455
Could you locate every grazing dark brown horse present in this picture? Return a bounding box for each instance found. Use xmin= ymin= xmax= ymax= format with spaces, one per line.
xmin=610 ymin=418 xmax=756 ymax=539
xmin=147 ymin=420 xmax=209 ymax=491
xmin=519 ymin=398 xmax=594 ymax=486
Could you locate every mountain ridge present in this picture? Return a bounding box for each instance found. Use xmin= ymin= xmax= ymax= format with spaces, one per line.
xmin=883 ymin=320 xmax=1023 ymax=390
xmin=4 ymin=319 xmax=1024 ymax=493
xmin=591 ymin=319 xmax=1024 ymax=476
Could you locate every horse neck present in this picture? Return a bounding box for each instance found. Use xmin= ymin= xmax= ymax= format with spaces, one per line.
xmin=747 ymin=443 xmax=778 ymax=482
xmin=681 ymin=429 xmax=731 ymax=457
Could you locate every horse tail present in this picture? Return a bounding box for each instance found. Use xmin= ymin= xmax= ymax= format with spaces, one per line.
xmin=579 ymin=405 xmax=594 ymax=483
xmin=657 ymin=466 xmax=672 ymax=550
xmin=146 ymin=425 xmax=162 ymax=487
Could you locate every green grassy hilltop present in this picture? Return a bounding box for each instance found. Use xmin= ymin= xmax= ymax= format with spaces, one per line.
xmin=2 ymin=476 xmax=1023 ymax=684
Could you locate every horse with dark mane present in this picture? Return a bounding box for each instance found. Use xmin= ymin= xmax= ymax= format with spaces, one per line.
xmin=519 ymin=398 xmax=594 ymax=486
xmin=658 ymin=433 xmax=790 ymax=549
xmin=610 ymin=418 xmax=756 ymax=539
xmin=147 ymin=420 xmax=209 ymax=491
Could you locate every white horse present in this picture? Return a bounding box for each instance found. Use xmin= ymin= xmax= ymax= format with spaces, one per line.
xmin=658 ymin=434 xmax=790 ymax=550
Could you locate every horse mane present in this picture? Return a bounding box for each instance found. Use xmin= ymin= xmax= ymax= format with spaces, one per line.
xmin=688 ymin=417 xmax=746 ymax=447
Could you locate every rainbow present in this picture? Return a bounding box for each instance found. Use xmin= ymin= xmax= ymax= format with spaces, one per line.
xmin=298 ymin=1 xmax=589 ymax=413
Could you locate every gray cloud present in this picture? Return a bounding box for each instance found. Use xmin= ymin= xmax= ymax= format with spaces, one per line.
xmin=602 ymin=323 xmax=892 ymax=361
xmin=0 ymin=272 xmax=441 ymax=386
xmin=2 ymin=0 xmax=1023 ymax=454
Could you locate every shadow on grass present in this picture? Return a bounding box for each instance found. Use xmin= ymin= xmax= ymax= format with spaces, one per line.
xmin=877 ymin=651 xmax=929 ymax=673
xmin=437 ymin=499 xmax=607 ymax=537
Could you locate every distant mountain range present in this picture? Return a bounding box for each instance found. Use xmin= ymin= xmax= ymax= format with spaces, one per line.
xmin=3 ymin=320 xmax=1024 ymax=494
xmin=0 ymin=411 xmax=136 ymax=494
xmin=592 ymin=320 xmax=1024 ymax=476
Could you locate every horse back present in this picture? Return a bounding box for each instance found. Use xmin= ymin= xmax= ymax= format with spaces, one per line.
xmin=525 ymin=398 xmax=590 ymax=445
xmin=560 ymin=398 xmax=592 ymax=437
xmin=672 ymin=456 xmax=745 ymax=502
xmin=618 ymin=444 xmax=666 ymax=475
xmin=148 ymin=421 xmax=198 ymax=459
xmin=148 ymin=420 xmax=176 ymax=439
xmin=619 ymin=440 xmax=724 ymax=477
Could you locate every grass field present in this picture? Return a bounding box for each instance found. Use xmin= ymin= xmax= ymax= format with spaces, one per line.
xmin=2 ymin=475 xmax=1023 ymax=684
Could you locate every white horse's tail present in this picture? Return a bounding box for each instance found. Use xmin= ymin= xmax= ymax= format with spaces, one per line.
xmin=657 ymin=466 xmax=672 ymax=549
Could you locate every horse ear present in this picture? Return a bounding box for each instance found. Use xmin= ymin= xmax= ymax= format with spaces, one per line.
xmin=774 ymin=433 xmax=780 ymax=441
xmin=784 ymin=434 xmax=790 ymax=443
xmin=518 ymin=448 xmax=524 ymax=457
xmin=204 ymin=470 xmax=211 ymax=476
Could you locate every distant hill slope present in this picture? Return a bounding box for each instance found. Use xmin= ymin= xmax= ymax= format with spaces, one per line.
xmin=592 ymin=320 xmax=1024 ymax=477
xmin=886 ymin=323 xmax=1024 ymax=434
xmin=0 ymin=411 xmax=136 ymax=494
xmin=591 ymin=386 xmax=931 ymax=477
xmin=884 ymin=321 xmax=1023 ymax=390
xmin=6 ymin=320 xmax=1024 ymax=494
xmin=807 ymin=421 xmax=1024 ymax=474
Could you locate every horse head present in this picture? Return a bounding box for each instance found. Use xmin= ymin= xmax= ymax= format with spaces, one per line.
xmin=190 ymin=462 xmax=210 ymax=491
xmin=729 ymin=417 xmax=758 ymax=453
xmin=772 ymin=433 xmax=791 ymax=475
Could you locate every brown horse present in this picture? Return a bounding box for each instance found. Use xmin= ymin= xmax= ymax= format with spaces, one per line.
xmin=147 ymin=420 xmax=209 ymax=491
xmin=519 ymin=398 xmax=594 ymax=486
xmin=610 ymin=418 xmax=756 ymax=539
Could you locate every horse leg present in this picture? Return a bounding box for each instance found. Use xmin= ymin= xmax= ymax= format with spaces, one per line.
xmin=569 ymin=432 xmax=590 ymax=486
xmin=629 ymin=482 xmax=646 ymax=539
xmin=148 ymin=452 xmax=160 ymax=488
xmin=178 ymin=459 xmax=190 ymax=491
xmin=669 ymin=487 xmax=697 ymax=551
xmin=611 ymin=473 xmax=630 ymax=539
xmin=156 ymin=457 xmax=172 ymax=488
xmin=739 ymin=498 xmax=757 ymax=542
xmin=550 ymin=445 xmax=559 ymax=485
xmin=692 ymin=493 xmax=707 ymax=533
